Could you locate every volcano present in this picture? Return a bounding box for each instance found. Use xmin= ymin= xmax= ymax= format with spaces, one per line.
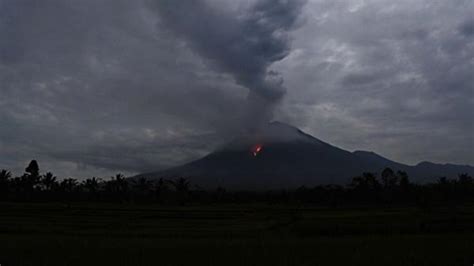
xmin=136 ymin=122 xmax=474 ymax=189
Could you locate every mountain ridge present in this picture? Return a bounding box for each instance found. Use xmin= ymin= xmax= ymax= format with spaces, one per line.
xmin=135 ymin=122 xmax=474 ymax=189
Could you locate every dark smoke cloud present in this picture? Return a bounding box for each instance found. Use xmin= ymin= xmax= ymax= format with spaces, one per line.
xmin=151 ymin=0 xmax=306 ymax=125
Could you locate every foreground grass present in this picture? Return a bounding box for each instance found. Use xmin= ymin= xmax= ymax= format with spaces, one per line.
xmin=0 ymin=202 xmax=473 ymax=265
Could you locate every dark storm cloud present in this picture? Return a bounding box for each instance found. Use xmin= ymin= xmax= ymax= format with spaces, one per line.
xmin=276 ymin=0 xmax=473 ymax=165
xmin=341 ymin=72 xmax=386 ymax=86
xmin=0 ymin=0 xmax=246 ymax=177
xmin=0 ymin=0 xmax=473 ymax=178
xmin=459 ymin=19 xmax=474 ymax=37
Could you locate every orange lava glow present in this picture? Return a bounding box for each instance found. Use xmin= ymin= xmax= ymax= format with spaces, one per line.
xmin=252 ymin=144 xmax=263 ymax=157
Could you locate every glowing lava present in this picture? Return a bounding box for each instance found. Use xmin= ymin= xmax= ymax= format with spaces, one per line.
xmin=252 ymin=144 xmax=263 ymax=157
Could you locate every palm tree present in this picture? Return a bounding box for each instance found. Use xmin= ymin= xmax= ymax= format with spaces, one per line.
xmin=41 ymin=172 xmax=58 ymax=191
xmin=153 ymin=178 xmax=168 ymax=202
xmin=115 ymin=174 xmax=128 ymax=194
xmin=132 ymin=177 xmax=151 ymax=194
xmin=0 ymin=169 xmax=12 ymax=197
xmin=83 ymin=177 xmax=100 ymax=193
xmin=437 ymin=177 xmax=450 ymax=186
xmin=82 ymin=177 xmax=101 ymax=201
xmin=170 ymin=177 xmax=190 ymax=205
xmin=104 ymin=174 xmax=129 ymax=201
xmin=170 ymin=177 xmax=190 ymax=193
xmin=156 ymin=178 xmax=166 ymax=192
xmin=60 ymin=178 xmax=78 ymax=193
xmin=458 ymin=173 xmax=473 ymax=185
xmin=0 ymin=169 xmax=11 ymax=181
xmin=397 ymin=171 xmax=410 ymax=191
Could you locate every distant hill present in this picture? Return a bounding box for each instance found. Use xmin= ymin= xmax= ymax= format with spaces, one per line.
xmin=135 ymin=122 xmax=474 ymax=189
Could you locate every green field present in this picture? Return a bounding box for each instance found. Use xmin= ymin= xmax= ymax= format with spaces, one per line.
xmin=0 ymin=202 xmax=473 ymax=266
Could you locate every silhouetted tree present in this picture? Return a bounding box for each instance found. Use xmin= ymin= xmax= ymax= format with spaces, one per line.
xmin=170 ymin=177 xmax=190 ymax=205
xmin=83 ymin=177 xmax=100 ymax=193
xmin=82 ymin=177 xmax=101 ymax=200
xmin=18 ymin=160 xmax=42 ymax=199
xmin=214 ymin=186 xmax=227 ymax=202
xmin=40 ymin=172 xmax=58 ymax=191
xmin=104 ymin=174 xmax=129 ymax=201
xmin=0 ymin=169 xmax=12 ymax=181
xmin=1 ymin=159 xmax=474 ymax=206
xmin=458 ymin=173 xmax=473 ymax=185
xmin=435 ymin=176 xmax=456 ymax=202
xmin=0 ymin=169 xmax=12 ymax=198
xmin=350 ymin=172 xmax=380 ymax=202
xmin=351 ymin=172 xmax=380 ymax=191
xmin=381 ymin=167 xmax=398 ymax=189
xmin=25 ymin=160 xmax=39 ymax=177
xmin=131 ymin=177 xmax=152 ymax=201
xmin=381 ymin=167 xmax=401 ymax=204
xmin=115 ymin=174 xmax=129 ymax=194
xmin=437 ymin=177 xmax=450 ymax=186
xmin=456 ymin=173 xmax=473 ymax=200
xmin=153 ymin=178 xmax=168 ymax=202
xmin=132 ymin=177 xmax=152 ymax=193
xmin=170 ymin=177 xmax=190 ymax=193
xmin=398 ymin=171 xmax=410 ymax=190
xmin=60 ymin=178 xmax=78 ymax=193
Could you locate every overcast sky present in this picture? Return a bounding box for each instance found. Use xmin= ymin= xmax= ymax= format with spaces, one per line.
xmin=1 ymin=0 xmax=473 ymax=178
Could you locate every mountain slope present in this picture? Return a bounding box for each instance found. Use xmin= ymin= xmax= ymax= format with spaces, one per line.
xmin=136 ymin=122 xmax=474 ymax=189
xmin=353 ymin=150 xmax=409 ymax=173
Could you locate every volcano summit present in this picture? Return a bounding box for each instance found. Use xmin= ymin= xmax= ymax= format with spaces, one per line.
xmin=136 ymin=122 xmax=474 ymax=189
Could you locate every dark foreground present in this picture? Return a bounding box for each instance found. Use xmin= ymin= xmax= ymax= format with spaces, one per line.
xmin=0 ymin=202 xmax=473 ymax=266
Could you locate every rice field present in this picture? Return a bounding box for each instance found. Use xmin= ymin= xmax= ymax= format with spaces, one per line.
xmin=0 ymin=202 xmax=473 ymax=266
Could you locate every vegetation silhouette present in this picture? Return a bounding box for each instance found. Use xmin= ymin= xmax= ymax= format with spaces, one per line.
xmin=0 ymin=161 xmax=473 ymax=206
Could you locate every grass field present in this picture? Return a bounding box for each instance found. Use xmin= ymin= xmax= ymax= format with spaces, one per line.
xmin=0 ymin=202 xmax=473 ymax=266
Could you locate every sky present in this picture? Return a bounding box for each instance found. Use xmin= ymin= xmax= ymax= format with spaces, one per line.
xmin=1 ymin=0 xmax=473 ymax=179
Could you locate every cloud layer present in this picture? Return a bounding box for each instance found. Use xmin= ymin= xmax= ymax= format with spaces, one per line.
xmin=0 ymin=0 xmax=473 ymax=178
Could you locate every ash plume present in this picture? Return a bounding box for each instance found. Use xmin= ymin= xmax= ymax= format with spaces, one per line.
xmin=151 ymin=0 xmax=306 ymax=128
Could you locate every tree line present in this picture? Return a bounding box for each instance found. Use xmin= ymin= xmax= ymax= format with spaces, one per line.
xmin=1 ymin=160 xmax=473 ymax=206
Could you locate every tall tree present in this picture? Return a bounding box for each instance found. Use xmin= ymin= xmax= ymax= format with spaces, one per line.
xmin=381 ymin=167 xmax=398 ymax=189
xmin=41 ymin=172 xmax=58 ymax=191
xmin=25 ymin=160 xmax=39 ymax=177
xmin=397 ymin=171 xmax=410 ymax=191
xmin=170 ymin=177 xmax=190 ymax=205
xmin=132 ymin=177 xmax=151 ymax=194
xmin=20 ymin=160 xmax=41 ymax=195
xmin=83 ymin=177 xmax=100 ymax=193
xmin=170 ymin=177 xmax=190 ymax=193
xmin=0 ymin=169 xmax=12 ymax=197
xmin=458 ymin=173 xmax=473 ymax=185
